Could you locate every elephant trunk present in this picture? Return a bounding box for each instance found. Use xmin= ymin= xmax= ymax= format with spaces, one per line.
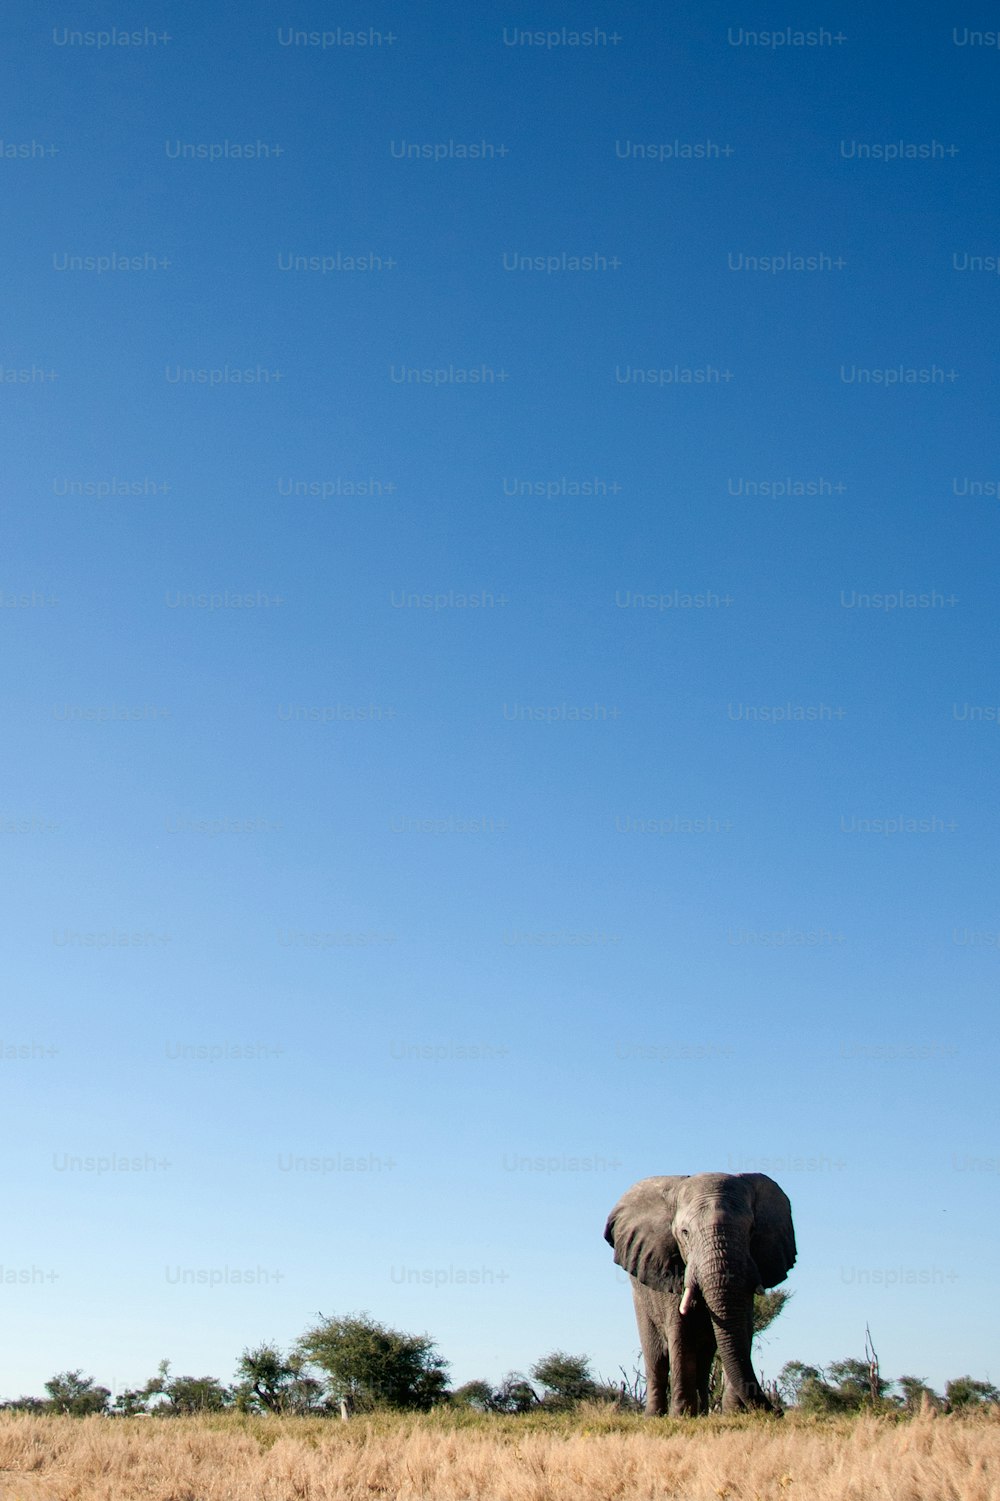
xmin=691 ymin=1239 xmax=772 ymax=1412
xmin=690 ymin=1231 xmax=751 ymax=1321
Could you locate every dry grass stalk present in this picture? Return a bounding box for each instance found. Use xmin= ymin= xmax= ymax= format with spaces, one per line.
xmin=0 ymin=1409 xmax=996 ymax=1501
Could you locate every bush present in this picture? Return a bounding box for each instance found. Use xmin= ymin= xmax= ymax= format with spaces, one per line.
xmin=530 ymin=1352 xmax=600 ymax=1407
xmin=449 ymin=1381 xmax=496 ymax=1412
xmin=490 ymin=1374 xmax=539 ymax=1413
xmin=43 ymin=1372 xmax=110 ymax=1416
xmin=233 ymin=1344 xmax=323 ymax=1415
xmin=296 ymin=1313 xmax=449 ymax=1411
xmin=944 ymin=1377 xmax=1000 ymax=1410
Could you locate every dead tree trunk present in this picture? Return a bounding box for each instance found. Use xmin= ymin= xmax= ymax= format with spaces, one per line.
xmin=864 ymin=1325 xmax=880 ymax=1406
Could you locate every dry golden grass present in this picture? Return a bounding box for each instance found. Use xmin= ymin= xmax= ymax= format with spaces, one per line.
xmin=0 ymin=1408 xmax=996 ymax=1501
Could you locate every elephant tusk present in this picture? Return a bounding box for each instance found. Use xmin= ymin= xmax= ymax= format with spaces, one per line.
xmin=679 ymin=1287 xmax=696 ymax=1316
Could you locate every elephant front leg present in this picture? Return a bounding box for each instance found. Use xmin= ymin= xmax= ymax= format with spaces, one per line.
xmin=722 ymin=1377 xmax=771 ymax=1412
xmin=632 ymin=1287 xmax=670 ymax=1415
xmin=692 ymin=1307 xmax=717 ymax=1415
xmin=645 ymin=1347 xmax=670 ymax=1416
xmin=719 ymin=1304 xmax=772 ymax=1413
xmin=667 ymin=1305 xmax=713 ymax=1416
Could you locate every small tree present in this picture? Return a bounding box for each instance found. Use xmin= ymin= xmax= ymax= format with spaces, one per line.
xmin=896 ymin=1375 xmax=942 ymax=1414
xmin=827 ymin=1357 xmax=891 ymax=1409
xmin=44 ymin=1371 xmax=110 ymax=1416
xmin=109 ymin=1387 xmax=152 ymax=1417
xmin=297 ymin=1313 xmax=449 ymax=1411
xmin=163 ymin=1376 xmax=231 ymax=1413
xmin=234 ymin=1344 xmax=323 ymax=1414
xmin=530 ymin=1352 xmax=599 ymax=1406
xmin=792 ymin=1370 xmax=846 ymax=1414
xmin=140 ymin=1359 xmax=172 ymax=1409
xmin=945 ymin=1376 xmax=1000 ymax=1410
xmin=777 ymin=1361 xmax=823 ymax=1407
xmin=779 ymin=1357 xmax=891 ymax=1414
xmin=449 ymin=1380 xmax=496 ymax=1412
xmin=141 ymin=1361 xmax=230 ymax=1413
xmin=753 ymin=1290 xmax=792 ymax=1335
xmin=490 ymin=1373 xmax=538 ymax=1412
xmin=614 ymin=1362 xmax=646 ymax=1412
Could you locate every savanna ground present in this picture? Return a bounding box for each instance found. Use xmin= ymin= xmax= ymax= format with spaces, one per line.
xmin=0 ymin=1406 xmax=997 ymax=1501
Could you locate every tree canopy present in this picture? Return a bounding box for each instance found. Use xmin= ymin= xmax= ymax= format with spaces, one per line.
xmin=296 ymin=1313 xmax=449 ymax=1411
xmin=43 ymin=1371 xmax=110 ymax=1416
xmin=233 ymin=1344 xmax=323 ymax=1415
xmin=529 ymin=1352 xmax=600 ymax=1404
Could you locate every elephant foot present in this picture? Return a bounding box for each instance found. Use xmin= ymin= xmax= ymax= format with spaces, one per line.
xmin=722 ymin=1395 xmax=774 ymax=1416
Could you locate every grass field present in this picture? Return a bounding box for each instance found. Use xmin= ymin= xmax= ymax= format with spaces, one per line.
xmin=0 ymin=1406 xmax=996 ymax=1500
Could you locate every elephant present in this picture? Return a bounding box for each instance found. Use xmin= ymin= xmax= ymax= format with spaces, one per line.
xmin=605 ymin=1172 xmax=795 ymax=1416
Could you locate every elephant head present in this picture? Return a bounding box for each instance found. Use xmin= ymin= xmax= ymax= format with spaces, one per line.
xmin=605 ymin=1173 xmax=795 ymax=1412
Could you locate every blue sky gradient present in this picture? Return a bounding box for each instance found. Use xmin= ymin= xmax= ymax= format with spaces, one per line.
xmin=3 ymin=3 xmax=998 ymax=1401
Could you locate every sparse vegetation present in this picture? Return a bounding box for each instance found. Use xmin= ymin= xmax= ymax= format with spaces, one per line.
xmin=2 ymin=1304 xmax=997 ymax=1498
xmin=777 ymin=1355 xmax=892 ymax=1413
xmin=528 ymin=1350 xmax=626 ymax=1408
xmin=3 ymin=1302 xmax=996 ymax=1424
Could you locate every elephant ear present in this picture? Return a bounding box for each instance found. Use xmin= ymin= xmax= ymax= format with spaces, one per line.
xmin=604 ymin=1176 xmax=687 ymax=1291
xmin=742 ymin=1174 xmax=797 ymax=1288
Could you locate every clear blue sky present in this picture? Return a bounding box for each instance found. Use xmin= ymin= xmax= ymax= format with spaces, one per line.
xmin=3 ymin=1 xmax=998 ymax=1403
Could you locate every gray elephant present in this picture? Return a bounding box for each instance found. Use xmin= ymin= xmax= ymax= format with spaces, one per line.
xmin=605 ymin=1172 xmax=795 ymax=1416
